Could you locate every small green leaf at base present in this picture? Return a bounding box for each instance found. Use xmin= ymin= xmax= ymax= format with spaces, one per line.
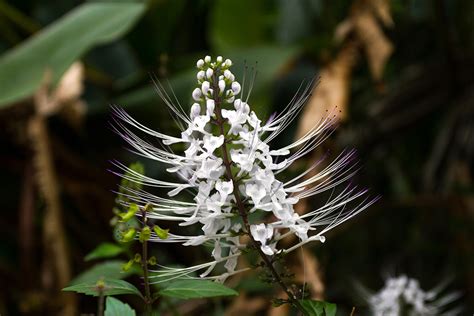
xmin=105 ymin=297 xmax=136 ymax=316
xmin=63 ymin=279 xmax=143 ymax=298
xmin=85 ymin=243 xmax=124 ymax=261
xmin=299 ymin=299 xmax=337 ymax=316
xmin=159 ymin=279 xmax=238 ymax=299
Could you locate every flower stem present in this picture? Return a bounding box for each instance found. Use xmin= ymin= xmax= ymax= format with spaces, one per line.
xmin=141 ymin=209 xmax=153 ymax=315
xmin=212 ymin=76 xmax=306 ymax=314
xmin=97 ymin=288 xmax=104 ymax=316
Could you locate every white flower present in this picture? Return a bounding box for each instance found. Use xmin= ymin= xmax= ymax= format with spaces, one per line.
xmin=250 ymin=223 xmax=274 ymax=255
xmin=364 ymin=275 xmax=461 ymax=316
xmin=112 ymin=55 xmax=377 ymax=283
xmin=203 ymin=135 xmax=224 ymax=155
xmin=246 ymin=183 xmax=266 ymax=206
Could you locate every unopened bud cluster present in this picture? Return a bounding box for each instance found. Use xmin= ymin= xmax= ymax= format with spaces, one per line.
xmin=192 ymin=55 xmax=239 ymax=105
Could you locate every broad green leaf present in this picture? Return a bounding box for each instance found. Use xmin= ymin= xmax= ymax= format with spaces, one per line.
xmin=85 ymin=243 xmax=124 ymax=261
xmin=324 ymin=303 xmax=337 ymax=316
xmin=0 ymin=2 xmax=145 ymax=107
xmin=105 ymin=296 xmax=136 ymax=316
xmin=63 ymin=279 xmax=142 ymax=298
xmin=69 ymin=260 xmax=137 ymax=285
xmin=299 ymin=299 xmax=337 ymax=316
xmin=159 ymin=279 xmax=238 ymax=299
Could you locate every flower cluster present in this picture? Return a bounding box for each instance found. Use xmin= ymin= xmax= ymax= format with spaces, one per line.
xmin=366 ymin=275 xmax=460 ymax=316
xmin=112 ymin=56 xmax=376 ymax=282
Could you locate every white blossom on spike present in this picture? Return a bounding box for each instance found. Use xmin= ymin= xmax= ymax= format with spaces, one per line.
xmin=112 ymin=55 xmax=377 ymax=283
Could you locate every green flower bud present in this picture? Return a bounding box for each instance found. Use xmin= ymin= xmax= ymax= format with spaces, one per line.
xmin=148 ymin=256 xmax=157 ymax=266
xmin=109 ymin=216 xmax=119 ymax=227
xmin=144 ymin=203 xmax=153 ymax=212
xmin=153 ymin=225 xmax=169 ymax=240
xmin=121 ymin=227 xmax=136 ymax=242
xmin=119 ymin=203 xmax=139 ymax=222
xmin=122 ymin=259 xmax=134 ymax=272
xmin=96 ymin=279 xmax=106 ymax=290
xmin=134 ymin=253 xmax=142 ymax=263
xmin=139 ymin=226 xmax=151 ymax=243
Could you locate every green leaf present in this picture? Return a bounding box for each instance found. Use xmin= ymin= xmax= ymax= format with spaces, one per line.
xmin=0 ymin=2 xmax=145 ymax=107
xmin=159 ymin=279 xmax=238 ymax=299
xmin=63 ymin=279 xmax=142 ymax=298
xmin=85 ymin=243 xmax=124 ymax=261
xmin=69 ymin=260 xmax=137 ymax=285
xmin=299 ymin=299 xmax=337 ymax=316
xmin=324 ymin=303 xmax=337 ymax=316
xmin=105 ymin=296 xmax=136 ymax=316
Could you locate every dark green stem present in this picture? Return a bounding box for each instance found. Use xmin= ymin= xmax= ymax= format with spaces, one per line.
xmin=141 ymin=209 xmax=152 ymax=315
xmin=97 ymin=289 xmax=104 ymax=316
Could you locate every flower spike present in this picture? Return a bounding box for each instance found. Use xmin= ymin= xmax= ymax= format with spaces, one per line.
xmin=112 ymin=56 xmax=377 ymax=282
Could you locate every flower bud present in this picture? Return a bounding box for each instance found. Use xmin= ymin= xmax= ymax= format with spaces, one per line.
xmin=148 ymin=256 xmax=157 ymax=266
xmin=204 ymin=55 xmax=211 ymax=63
xmin=197 ymin=70 xmax=205 ymax=80
xmin=122 ymin=259 xmax=134 ymax=272
xmin=121 ymin=227 xmax=136 ymax=242
xmin=190 ymin=103 xmax=201 ymax=120
xmin=201 ymin=81 xmax=210 ymax=96
xmin=233 ymin=97 xmax=241 ymax=107
xmin=231 ymin=82 xmax=241 ymax=95
xmin=206 ymin=68 xmax=213 ymax=79
xmin=218 ymin=80 xmax=226 ymax=94
xmin=96 ymin=279 xmax=106 ymax=290
xmin=192 ymin=88 xmax=202 ymax=101
xmin=153 ymin=225 xmax=169 ymax=239
xmin=144 ymin=203 xmax=153 ymax=212
xmin=196 ymin=59 xmax=204 ymax=68
xmin=134 ymin=253 xmax=142 ymax=262
xmin=118 ymin=203 xmax=139 ymax=222
xmin=139 ymin=226 xmax=151 ymax=243
xmin=206 ymin=99 xmax=215 ymax=116
xmin=224 ymin=59 xmax=232 ymax=67
xmin=216 ymin=56 xmax=223 ymax=63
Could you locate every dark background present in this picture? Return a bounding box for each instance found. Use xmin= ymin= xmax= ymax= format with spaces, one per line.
xmin=0 ymin=0 xmax=473 ymax=315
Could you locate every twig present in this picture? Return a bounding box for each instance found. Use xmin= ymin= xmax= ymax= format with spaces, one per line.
xmin=141 ymin=208 xmax=152 ymax=315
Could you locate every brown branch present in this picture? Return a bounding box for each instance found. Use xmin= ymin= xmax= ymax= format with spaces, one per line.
xmin=29 ymin=72 xmax=76 ymax=316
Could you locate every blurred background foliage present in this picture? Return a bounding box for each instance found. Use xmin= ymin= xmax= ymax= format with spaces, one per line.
xmin=0 ymin=0 xmax=473 ymax=315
